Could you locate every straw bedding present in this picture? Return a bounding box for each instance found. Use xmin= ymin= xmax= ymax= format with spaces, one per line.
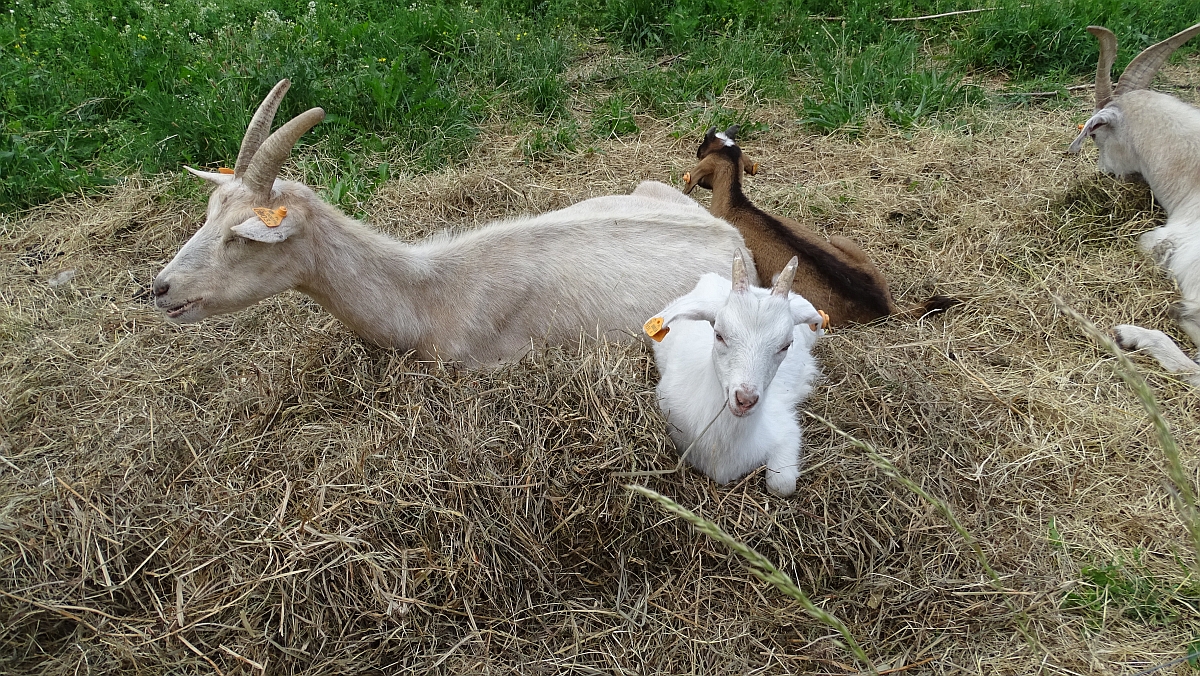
xmin=3 ymin=69 xmax=1200 ymax=674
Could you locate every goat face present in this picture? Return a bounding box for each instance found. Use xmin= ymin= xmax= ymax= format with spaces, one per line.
xmin=1071 ymin=24 xmax=1200 ymax=177
xmin=152 ymin=79 xmax=325 ymax=324
xmin=710 ymin=290 xmax=796 ymax=416
xmin=652 ymin=253 xmax=822 ymax=417
xmin=153 ymin=173 xmax=311 ymax=323
xmin=1072 ymin=105 xmax=1143 ymax=178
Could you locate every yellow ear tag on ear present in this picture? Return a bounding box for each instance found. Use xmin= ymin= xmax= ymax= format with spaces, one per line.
xmin=750 ymin=162 xmax=759 ymax=175
xmin=808 ymin=309 xmax=831 ymax=332
xmin=644 ymin=316 xmax=670 ymax=342
xmin=253 ymin=206 xmax=288 ymax=228
xmin=682 ymin=172 xmax=691 ymax=184
xmin=217 ymin=167 xmax=235 ymax=175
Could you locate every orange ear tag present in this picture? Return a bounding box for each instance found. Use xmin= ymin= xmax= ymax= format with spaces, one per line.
xmin=1077 ymin=123 xmax=1085 ymax=130
xmin=750 ymin=162 xmax=760 ymax=175
xmin=217 ymin=167 xmax=235 ymax=175
xmin=809 ymin=309 xmax=830 ymax=332
xmin=682 ymin=172 xmax=691 ymax=184
xmin=253 ymin=206 xmax=288 ymax=227
xmin=644 ymin=316 xmax=670 ymax=342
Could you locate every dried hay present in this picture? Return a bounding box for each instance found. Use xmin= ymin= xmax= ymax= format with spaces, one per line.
xmin=4 ymin=71 xmax=1200 ymax=675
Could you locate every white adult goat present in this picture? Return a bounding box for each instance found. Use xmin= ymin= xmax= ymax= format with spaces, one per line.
xmin=153 ymin=80 xmax=756 ymax=366
xmin=644 ymin=252 xmax=825 ymax=496
xmin=1068 ymin=23 xmax=1200 ymax=383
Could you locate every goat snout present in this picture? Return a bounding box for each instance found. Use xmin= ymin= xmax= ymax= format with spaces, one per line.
xmin=152 ymin=277 xmax=170 ymax=298
xmin=731 ymin=387 xmax=759 ymax=416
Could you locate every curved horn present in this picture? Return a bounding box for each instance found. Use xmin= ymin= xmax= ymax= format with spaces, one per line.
xmin=731 ymin=250 xmax=750 ymax=293
xmin=234 ymin=79 xmax=291 ymax=177
xmin=723 ymin=124 xmax=740 ymax=141
xmin=772 ymin=257 xmax=798 ymax=296
xmin=1115 ymin=22 xmax=1200 ymax=97
xmin=242 ymin=107 xmax=326 ymax=197
xmin=1086 ymin=26 xmax=1117 ymax=110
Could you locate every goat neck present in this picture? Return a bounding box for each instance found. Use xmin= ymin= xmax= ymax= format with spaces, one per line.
xmin=292 ymin=200 xmax=434 ymax=351
xmin=703 ymin=154 xmax=753 ymax=218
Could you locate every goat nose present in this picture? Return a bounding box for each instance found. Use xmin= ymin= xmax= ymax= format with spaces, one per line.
xmin=152 ymin=278 xmax=170 ymax=297
xmin=734 ymin=389 xmax=759 ymax=411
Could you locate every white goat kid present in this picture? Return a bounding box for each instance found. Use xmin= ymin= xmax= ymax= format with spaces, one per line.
xmin=1068 ymin=23 xmax=1200 ymax=383
xmin=645 ymin=252 xmax=824 ymax=497
xmin=154 ymin=80 xmax=757 ymax=366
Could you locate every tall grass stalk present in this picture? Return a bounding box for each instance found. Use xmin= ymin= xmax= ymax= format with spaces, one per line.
xmin=1055 ymin=300 xmax=1200 ymax=566
xmin=805 ymin=412 xmax=1044 ymax=652
xmin=805 ymin=411 xmax=1002 ymax=585
xmin=626 ymin=484 xmax=876 ymax=674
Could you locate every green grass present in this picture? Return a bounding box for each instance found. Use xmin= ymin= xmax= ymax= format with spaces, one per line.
xmin=1 ymin=0 xmax=556 ymax=206
xmin=2 ymin=0 xmax=1196 ymax=209
xmin=591 ymin=94 xmax=639 ymax=138
xmin=522 ymin=118 xmax=578 ymax=159
xmin=1062 ymin=554 xmax=1200 ymax=626
xmin=800 ymin=28 xmax=981 ymax=134
xmin=957 ymin=0 xmax=1200 ymax=80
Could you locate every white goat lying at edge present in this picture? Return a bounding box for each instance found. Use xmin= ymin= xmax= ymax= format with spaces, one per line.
xmin=645 ymin=252 xmax=825 ymax=496
xmin=1068 ymin=23 xmax=1200 ymax=384
xmin=153 ymin=79 xmax=756 ymax=367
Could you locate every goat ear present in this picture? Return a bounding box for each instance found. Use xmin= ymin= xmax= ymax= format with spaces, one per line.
xmin=1069 ymin=108 xmax=1121 ymax=153
xmin=644 ymin=298 xmax=720 ymax=341
xmin=184 ymin=165 xmax=236 ymax=185
xmin=230 ymin=210 xmax=300 ymax=243
xmin=787 ymin=294 xmax=824 ymax=329
xmin=740 ymin=155 xmax=759 ymax=176
xmin=682 ymin=165 xmax=711 ymax=194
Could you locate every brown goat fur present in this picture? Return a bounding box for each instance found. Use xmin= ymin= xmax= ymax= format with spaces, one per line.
xmin=683 ymin=125 xmax=956 ymax=326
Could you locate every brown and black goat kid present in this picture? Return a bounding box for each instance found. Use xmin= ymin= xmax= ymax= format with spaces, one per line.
xmin=683 ymin=125 xmax=956 ymax=327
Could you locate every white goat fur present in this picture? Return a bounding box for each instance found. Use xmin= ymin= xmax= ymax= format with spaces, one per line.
xmin=1068 ymin=24 xmax=1200 ymax=384
xmin=648 ymin=254 xmax=824 ymax=496
xmin=154 ymin=81 xmax=757 ymax=366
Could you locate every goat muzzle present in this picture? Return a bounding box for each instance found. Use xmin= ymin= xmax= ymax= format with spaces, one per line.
xmin=731 ymin=388 xmax=759 ymax=416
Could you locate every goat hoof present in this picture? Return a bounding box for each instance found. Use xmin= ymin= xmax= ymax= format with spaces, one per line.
xmin=1110 ymin=325 xmax=1138 ymax=351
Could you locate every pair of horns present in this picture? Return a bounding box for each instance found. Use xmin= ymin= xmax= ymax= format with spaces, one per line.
xmin=233 ymin=79 xmax=326 ymax=196
xmin=731 ymin=250 xmax=796 ymax=296
xmin=1089 ymin=23 xmax=1200 ymax=110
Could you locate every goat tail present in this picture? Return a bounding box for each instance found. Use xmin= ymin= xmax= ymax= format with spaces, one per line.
xmin=902 ymin=294 xmax=961 ymax=318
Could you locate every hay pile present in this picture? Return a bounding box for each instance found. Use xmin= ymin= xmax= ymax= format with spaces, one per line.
xmin=4 ymin=74 xmax=1200 ymax=674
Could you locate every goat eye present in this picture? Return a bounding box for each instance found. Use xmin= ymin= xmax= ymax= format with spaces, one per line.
xmin=714 ymin=332 xmax=726 ymax=344
xmin=778 ymin=342 xmax=792 ymax=354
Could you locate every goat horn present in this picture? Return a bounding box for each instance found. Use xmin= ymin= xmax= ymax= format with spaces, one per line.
xmin=772 ymin=257 xmax=798 ymax=296
xmin=731 ymin=250 xmax=750 ymax=293
xmin=723 ymin=124 xmax=739 ymax=141
xmin=234 ymin=79 xmax=291 ymax=178
xmin=1114 ymin=22 xmax=1200 ymax=97
xmin=1086 ymin=26 xmax=1117 ymax=110
xmin=242 ymin=107 xmax=326 ymax=197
